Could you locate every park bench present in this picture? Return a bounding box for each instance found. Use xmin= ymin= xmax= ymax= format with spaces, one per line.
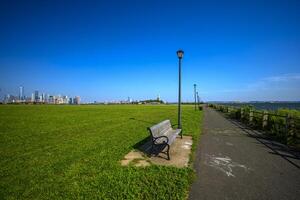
xmin=147 ymin=120 xmax=182 ymax=160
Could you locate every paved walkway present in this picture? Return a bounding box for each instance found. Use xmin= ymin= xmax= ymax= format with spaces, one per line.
xmin=189 ymin=107 xmax=300 ymax=200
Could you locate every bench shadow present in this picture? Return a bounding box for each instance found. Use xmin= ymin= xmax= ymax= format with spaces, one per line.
xmin=129 ymin=117 xmax=154 ymax=156
xmin=132 ymin=136 xmax=152 ymax=155
xmin=216 ymin=111 xmax=300 ymax=169
xmin=131 ymin=137 xmax=169 ymax=159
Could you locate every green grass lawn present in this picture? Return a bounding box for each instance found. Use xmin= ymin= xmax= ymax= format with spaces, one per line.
xmin=0 ymin=105 xmax=202 ymax=199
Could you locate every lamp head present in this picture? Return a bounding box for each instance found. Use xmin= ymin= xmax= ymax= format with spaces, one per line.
xmin=176 ymin=49 xmax=184 ymax=59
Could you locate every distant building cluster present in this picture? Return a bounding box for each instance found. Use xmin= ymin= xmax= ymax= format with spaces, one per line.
xmin=1 ymin=87 xmax=166 ymax=105
xmin=2 ymin=86 xmax=80 ymax=105
xmin=94 ymin=95 xmax=165 ymax=105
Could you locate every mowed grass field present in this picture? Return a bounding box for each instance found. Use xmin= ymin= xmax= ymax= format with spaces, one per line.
xmin=0 ymin=105 xmax=202 ymax=199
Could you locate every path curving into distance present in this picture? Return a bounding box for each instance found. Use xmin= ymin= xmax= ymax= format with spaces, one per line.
xmin=189 ymin=106 xmax=300 ymax=200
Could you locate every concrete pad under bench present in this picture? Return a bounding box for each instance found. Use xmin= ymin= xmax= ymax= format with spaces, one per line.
xmin=121 ymin=136 xmax=193 ymax=168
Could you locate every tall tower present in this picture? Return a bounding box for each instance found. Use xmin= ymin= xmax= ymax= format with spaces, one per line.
xmin=19 ymin=86 xmax=24 ymax=101
xmin=34 ymin=91 xmax=39 ymax=102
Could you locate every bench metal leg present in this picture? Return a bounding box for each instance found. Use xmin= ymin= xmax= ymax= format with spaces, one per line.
xmin=150 ymin=143 xmax=155 ymax=157
xmin=166 ymin=144 xmax=170 ymax=160
xmin=150 ymin=143 xmax=170 ymax=160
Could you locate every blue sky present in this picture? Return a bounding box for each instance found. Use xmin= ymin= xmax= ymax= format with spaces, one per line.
xmin=0 ymin=0 xmax=300 ymax=102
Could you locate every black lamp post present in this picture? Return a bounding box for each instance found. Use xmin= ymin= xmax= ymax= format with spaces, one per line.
xmin=196 ymin=91 xmax=200 ymax=109
xmin=194 ymin=84 xmax=197 ymax=110
xmin=177 ymin=49 xmax=184 ymax=138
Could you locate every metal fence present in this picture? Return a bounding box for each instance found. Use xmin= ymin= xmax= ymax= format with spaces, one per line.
xmin=209 ymin=104 xmax=300 ymax=148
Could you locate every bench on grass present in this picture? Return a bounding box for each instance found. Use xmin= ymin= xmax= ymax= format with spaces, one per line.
xmin=147 ymin=120 xmax=182 ymax=160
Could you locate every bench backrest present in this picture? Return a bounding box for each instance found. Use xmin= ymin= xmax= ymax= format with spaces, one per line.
xmin=148 ymin=119 xmax=172 ymax=138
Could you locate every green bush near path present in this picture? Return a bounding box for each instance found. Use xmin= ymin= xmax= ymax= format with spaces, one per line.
xmin=209 ymin=104 xmax=300 ymax=147
xmin=0 ymin=105 xmax=202 ymax=199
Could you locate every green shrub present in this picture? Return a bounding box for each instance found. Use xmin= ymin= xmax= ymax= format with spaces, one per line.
xmin=210 ymin=104 xmax=300 ymax=147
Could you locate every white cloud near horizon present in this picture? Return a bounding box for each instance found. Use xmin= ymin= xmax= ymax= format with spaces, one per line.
xmin=262 ymin=73 xmax=300 ymax=82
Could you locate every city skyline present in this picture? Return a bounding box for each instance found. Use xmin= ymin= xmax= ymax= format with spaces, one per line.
xmin=1 ymin=0 xmax=300 ymax=102
xmin=2 ymin=85 xmax=81 ymax=104
xmin=1 ymin=85 xmax=168 ymax=104
xmin=2 ymin=85 xmax=175 ymax=103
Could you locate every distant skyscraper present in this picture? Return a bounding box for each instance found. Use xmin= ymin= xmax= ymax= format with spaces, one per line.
xmin=4 ymin=94 xmax=10 ymax=103
xmin=74 ymin=96 xmax=80 ymax=104
xmin=44 ymin=94 xmax=49 ymax=103
xmin=19 ymin=86 xmax=24 ymax=101
xmin=34 ymin=91 xmax=39 ymax=102
xmin=31 ymin=93 xmax=34 ymax=102
xmin=62 ymin=96 xmax=68 ymax=104
xmin=41 ymin=93 xmax=45 ymax=103
xmin=127 ymin=97 xmax=132 ymax=103
xmin=49 ymin=96 xmax=55 ymax=104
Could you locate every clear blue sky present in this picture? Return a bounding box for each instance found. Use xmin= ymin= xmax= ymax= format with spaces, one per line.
xmin=1 ymin=0 xmax=300 ymax=102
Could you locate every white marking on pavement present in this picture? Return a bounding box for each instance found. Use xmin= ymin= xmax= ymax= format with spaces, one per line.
xmin=205 ymin=154 xmax=251 ymax=177
xmin=226 ymin=142 xmax=234 ymax=146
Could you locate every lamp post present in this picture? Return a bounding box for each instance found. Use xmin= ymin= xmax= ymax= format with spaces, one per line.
xmin=194 ymin=84 xmax=197 ymax=110
xmin=197 ymin=91 xmax=202 ymax=110
xmin=196 ymin=91 xmax=199 ymax=109
xmin=177 ymin=49 xmax=184 ymax=138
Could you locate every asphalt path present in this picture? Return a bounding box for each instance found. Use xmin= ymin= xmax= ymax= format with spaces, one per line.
xmin=189 ymin=107 xmax=300 ymax=200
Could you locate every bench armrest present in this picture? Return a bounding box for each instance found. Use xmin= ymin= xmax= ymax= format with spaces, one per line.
xmin=153 ymin=135 xmax=169 ymax=145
